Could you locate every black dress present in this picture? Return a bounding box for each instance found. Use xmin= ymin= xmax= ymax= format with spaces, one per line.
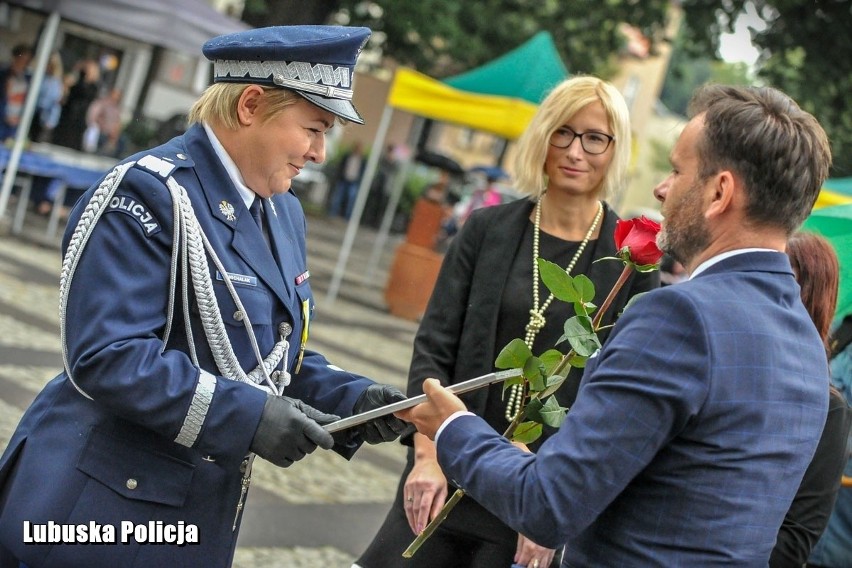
xmin=770 ymin=387 xmax=852 ymax=567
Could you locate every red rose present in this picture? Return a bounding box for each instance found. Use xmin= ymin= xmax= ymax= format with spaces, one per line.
xmin=614 ymin=217 xmax=663 ymax=266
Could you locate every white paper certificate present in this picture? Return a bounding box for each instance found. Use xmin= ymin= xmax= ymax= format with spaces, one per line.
xmin=323 ymin=368 xmax=524 ymax=433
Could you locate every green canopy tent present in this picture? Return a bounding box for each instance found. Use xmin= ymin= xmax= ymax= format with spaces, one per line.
xmin=443 ymin=31 xmax=568 ymax=105
xmin=802 ymin=203 xmax=852 ymax=319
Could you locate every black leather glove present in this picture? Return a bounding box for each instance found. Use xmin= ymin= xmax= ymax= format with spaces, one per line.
xmin=250 ymin=395 xmax=339 ymax=468
xmin=353 ymin=384 xmax=409 ymax=444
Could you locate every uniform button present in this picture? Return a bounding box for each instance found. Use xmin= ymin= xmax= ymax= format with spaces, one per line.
xmin=279 ymin=322 xmax=292 ymax=337
xmin=239 ymin=459 xmax=249 ymax=474
xmin=176 ymin=153 xmax=187 ymax=160
xmin=234 ymin=311 xmax=244 ymax=321
xmin=126 ymin=478 xmax=138 ymax=490
xmin=202 ymin=455 xmax=216 ymax=462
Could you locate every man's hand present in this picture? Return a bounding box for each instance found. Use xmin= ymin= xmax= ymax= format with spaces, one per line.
xmin=353 ymin=384 xmax=409 ymax=444
xmin=395 ymin=378 xmax=466 ymax=440
xmin=250 ymin=395 xmax=339 ymax=468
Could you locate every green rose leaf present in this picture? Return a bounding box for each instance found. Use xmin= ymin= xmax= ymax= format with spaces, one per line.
xmin=495 ymin=338 xmax=533 ymax=369
xmin=557 ymin=315 xmax=601 ymax=357
xmin=511 ymin=421 xmax=543 ymax=444
xmin=539 ymin=395 xmax=568 ymax=428
xmin=523 ymin=356 xmax=546 ymax=392
xmin=539 ymin=349 xmax=564 ymax=376
xmin=537 ymin=258 xmax=580 ymax=303
xmin=523 ymin=397 xmax=544 ymax=422
xmin=568 ymin=353 xmax=588 ymax=368
xmin=501 ymin=374 xmax=525 ymax=395
xmin=573 ymin=274 xmax=595 ymax=303
xmin=545 ymin=374 xmax=564 ymax=387
xmin=539 ymin=374 xmax=566 ymax=399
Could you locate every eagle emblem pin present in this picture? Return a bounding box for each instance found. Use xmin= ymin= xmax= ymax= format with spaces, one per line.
xmin=219 ymin=200 xmax=236 ymax=221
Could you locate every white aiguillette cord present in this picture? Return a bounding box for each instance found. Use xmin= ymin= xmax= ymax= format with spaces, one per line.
xmin=60 ymin=162 xmax=286 ymax=399
xmin=505 ymin=198 xmax=603 ymax=421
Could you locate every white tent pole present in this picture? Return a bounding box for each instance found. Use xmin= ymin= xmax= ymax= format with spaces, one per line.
xmin=0 ymin=10 xmax=60 ymax=220
xmin=363 ymin=117 xmax=425 ymax=282
xmin=325 ymin=103 xmax=394 ymax=304
xmin=362 ymin=159 xmax=409 ymax=283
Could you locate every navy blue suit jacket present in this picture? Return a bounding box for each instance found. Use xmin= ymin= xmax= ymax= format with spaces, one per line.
xmin=437 ymin=251 xmax=829 ymax=566
xmin=0 ymin=124 xmax=373 ymax=568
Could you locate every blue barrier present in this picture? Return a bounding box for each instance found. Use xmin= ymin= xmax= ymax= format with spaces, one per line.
xmin=1 ymin=146 xmax=110 ymax=238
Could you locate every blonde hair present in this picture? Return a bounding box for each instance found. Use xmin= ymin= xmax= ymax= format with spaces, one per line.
xmin=188 ymin=83 xmax=302 ymax=129
xmin=512 ymin=75 xmax=631 ymax=199
xmin=47 ymin=52 xmax=63 ymax=78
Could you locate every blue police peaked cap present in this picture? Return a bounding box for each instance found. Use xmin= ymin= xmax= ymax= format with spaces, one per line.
xmin=203 ymin=25 xmax=371 ymax=124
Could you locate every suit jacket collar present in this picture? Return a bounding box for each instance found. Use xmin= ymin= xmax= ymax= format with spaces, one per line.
xmin=693 ymin=250 xmax=793 ymax=279
xmin=181 ymin=124 xmax=291 ymax=305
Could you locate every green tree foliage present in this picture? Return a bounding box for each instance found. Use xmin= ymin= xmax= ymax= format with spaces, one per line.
xmin=241 ymin=0 xmax=850 ymax=176
xmin=660 ymin=26 xmax=752 ymax=116
xmin=680 ymin=0 xmax=852 ymax=176
xmin=242 ymin=0 xmax=670 ymax=78
xmin=339 ymin=0 xmax=671 ymax=78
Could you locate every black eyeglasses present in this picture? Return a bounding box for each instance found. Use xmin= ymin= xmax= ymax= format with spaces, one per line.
xmin=549 ymin=127 xmax=614 ymax=155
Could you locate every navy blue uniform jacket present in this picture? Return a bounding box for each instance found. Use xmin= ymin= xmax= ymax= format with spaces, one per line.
xmin=0 ymin=124 xmax=373 ymax=567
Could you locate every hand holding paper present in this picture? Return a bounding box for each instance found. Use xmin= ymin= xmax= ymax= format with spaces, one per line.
xmin=395 ymin=379 xmax=467 ymax=440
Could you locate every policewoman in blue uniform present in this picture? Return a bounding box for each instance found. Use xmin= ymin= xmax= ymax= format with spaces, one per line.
xmin=0 ymin=26 xmax=407 ymax=568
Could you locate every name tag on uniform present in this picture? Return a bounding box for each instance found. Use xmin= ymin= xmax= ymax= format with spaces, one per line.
xmin=216 ymin=271 xmax=257 ymax=287
xmin=295 ymin=270 xmax=310 ymax=285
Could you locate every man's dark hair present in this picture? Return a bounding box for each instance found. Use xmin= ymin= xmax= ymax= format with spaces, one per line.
xmin=11 ymin=44 xmax=32 ymax=58
xmin=688 ymin=84 xmax=831 ymax=234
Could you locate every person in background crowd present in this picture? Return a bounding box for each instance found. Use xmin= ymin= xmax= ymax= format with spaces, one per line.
xmin=0 ymin=43 xmax=32 ymax=142
xmin=356 ymin=75 xmax=659 ymax=568
xmin=330 ymin=140 xmax=365 ymax=219
xmin=0 ymin=25 xmax=407 ymax=568
xmin=398 ymin=84 xmax=833 ymax=566
xmin=809 ymin=313 xmax=852 ymax=568
xmin=85 ymin=86 xmax=124 ymax=156
xmin=659 ymin=253 xmax=686 ymax=285
xmin=361 ymin=143 xmax=397 ymax=228
xmin=771 ymin=232 xmax=852 ymax=567
xmin=29 ymin=51 xmax=65 ymax=143
xmin=52 ymin=58 xmax=100 ymax=150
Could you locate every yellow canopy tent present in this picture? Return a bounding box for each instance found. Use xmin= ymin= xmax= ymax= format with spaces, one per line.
xmin=815 ymin=177 xmax=852 ymax=209
xmin=387 ymin=68 xmax=538 ymax=140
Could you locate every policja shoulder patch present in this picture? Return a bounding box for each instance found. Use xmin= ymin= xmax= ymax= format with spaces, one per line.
xmin=106 ymin=193 xmax=161 ymax=236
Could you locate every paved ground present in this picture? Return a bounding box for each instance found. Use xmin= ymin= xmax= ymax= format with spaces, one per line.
xmin=0 ymin=208 xmax=420 ymax=567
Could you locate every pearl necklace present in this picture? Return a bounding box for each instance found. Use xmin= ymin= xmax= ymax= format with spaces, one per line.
xmin=505 ymin=198 xmax=604 ymax=421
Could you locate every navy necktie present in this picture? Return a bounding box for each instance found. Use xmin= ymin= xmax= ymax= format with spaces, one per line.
xmin=250 ymin=197 xmax=271 ymax=250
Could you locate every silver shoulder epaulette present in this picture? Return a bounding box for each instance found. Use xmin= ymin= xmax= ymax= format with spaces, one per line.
xmin=136 ymin=154 xmax=177 ymax=178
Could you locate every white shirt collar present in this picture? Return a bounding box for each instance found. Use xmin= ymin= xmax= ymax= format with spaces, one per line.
xmin=689 ymin=248 xmax=778 ymax=279
xmin=202 ymin=122 xmax=256 ymax=210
